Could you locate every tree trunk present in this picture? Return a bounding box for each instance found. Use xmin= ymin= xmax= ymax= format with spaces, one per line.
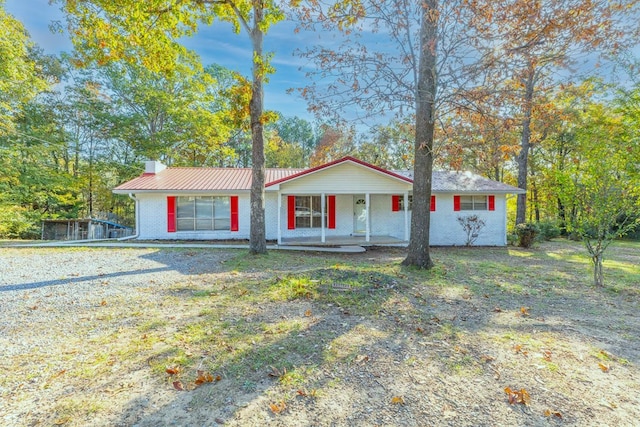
xmin=592 ymin=253 xmax=604 ymax=287
xmin=516 ymin=66 xmax=535 ymax=225
xmin=402 ymin=0 xmax=437 ymax=270
xmin=249 ymin=5 xmax=267 ymax=255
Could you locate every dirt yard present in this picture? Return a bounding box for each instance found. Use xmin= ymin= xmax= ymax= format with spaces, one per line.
xmin=1 ymin=241 xmax=638 ymax=426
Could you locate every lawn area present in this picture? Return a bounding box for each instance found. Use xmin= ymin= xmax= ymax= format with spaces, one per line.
xmin=1 ymin=240 xmax=638 ymax=426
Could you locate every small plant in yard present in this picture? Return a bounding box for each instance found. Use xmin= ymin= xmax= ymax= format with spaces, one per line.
xmin=457 ymin=215 xmax=486 ymax=246
xmin=515 ymin=222 xmax=539 ymax=248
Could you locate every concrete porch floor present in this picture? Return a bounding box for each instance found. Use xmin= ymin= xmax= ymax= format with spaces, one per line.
xmin=280 ymin=235 xmax=407 ymax=247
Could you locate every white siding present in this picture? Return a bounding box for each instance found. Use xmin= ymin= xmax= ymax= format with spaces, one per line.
xmin=134 ymin=192 xmax=509 ymax=246
xmin=135 ymin=193 xmax=251 ymax=240
xmin=277 ymin=162 xmax=411 ymax=194
xmin=428 ymin=194 xmax=507 ymax=246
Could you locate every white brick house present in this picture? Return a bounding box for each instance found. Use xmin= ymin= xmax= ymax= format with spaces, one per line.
xmin=113 ymin=156 xmax=524 ymax=246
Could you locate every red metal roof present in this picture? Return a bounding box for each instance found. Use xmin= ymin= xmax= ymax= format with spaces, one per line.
xmin=113 ymin=157 xmax=524 ymax=194
xmin=114 ymin=167 xmax=305 ymax=192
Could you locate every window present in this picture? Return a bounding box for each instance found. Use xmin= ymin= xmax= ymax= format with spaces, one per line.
xmin=460 ymin=195 xmax=488 ymax=211
xmin=176 ymin=196 xmax=231 ymax=231
xmin=392 ymin=195 xmax=435 ymax=211
xmin=399 ymin=195 xmax=413 ymax=211
xmin=295 ymin=195 xmax=326 ymax=228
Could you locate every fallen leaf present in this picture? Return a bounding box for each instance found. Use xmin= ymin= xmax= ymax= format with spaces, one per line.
xmin=173 ymin=381 xmax=185 ymax=391
xmin=297 ymin=389 xmax=307 ymax=397
xmin=165 ymin=367 xmax=180 ymax=375
xmin=480 ymin=355 xmax=495 ymax=363
xmin=195 ymin=370 xmax=214 ymax=385
xmin=355 ymin=354 xmax=369 ymax=364
xmin=416 ymin=326 xmax=424 ymax=333
xmin=100 ymin=300 xmax=107 ymax=306
xmin=268 ymin=366 xmax=286 ymax=378
xmin=544 ymin=409 xmax=563 ymax=418
xmin=304 ymin=309 xmax=312 ymax=317
xmin=599 ymin=362 xmax=610 ymax=372
xmin=520 ymin=307 xmax=530 ymax=317
xmin=391 ymin=396 xmax=406 ymax=405
xmin=505 ymin=387 xmax=530 ymax=405
xmin=542 ymin=350 xmax=552 ymax=362
xmin=269 ymin=401 xmax=286 ymax=414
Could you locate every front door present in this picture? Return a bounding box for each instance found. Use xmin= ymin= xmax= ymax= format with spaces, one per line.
xmin=353 ymin=195 xmax=367 ymax=235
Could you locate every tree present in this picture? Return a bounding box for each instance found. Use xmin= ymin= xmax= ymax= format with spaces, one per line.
xmin=296 ymin=0 xmax=483 ymax=268
xmin=57 ymin=0 xmax=291 ymax=254
xmin=402 ymin=0 xmax=438 ymax=269
xmin=556 ymin=102 xmax=640 ymax=287
xmin=269 ymin=116 xmax=317 ymax=167
xmin=0 ymin=1 xmax=48 ymax=135
xmin=467 ymin=0 xmax=640 ymax=225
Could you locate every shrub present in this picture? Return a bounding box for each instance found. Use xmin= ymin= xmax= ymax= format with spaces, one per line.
xmin=515 ymin=222 xmax=539 ymax=248
xmin=457 ymin=215 xmax=486 ymax=246
xmin=536 ymin=220 xmax=561 ymax=241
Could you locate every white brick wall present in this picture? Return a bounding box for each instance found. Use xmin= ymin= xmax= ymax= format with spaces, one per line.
xmin=133 ymin=192 xmax=508 ymax=246
xmin=135 ymin=193 xmax=251 ymax=240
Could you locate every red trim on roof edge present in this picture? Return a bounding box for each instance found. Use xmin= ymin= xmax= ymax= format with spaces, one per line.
xmin=265 ymin=156 xmax=413 ymax=187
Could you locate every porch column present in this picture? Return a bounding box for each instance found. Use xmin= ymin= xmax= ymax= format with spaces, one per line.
xmin=321 ymin=193 xmax=326 ymax=243
xmin=404 ymin=192 xmax=409 ymax=241
xmin=365 ymin=193 xmax=370 ymax=242
xmin=277 ymin=192 xmax=282 ymax=245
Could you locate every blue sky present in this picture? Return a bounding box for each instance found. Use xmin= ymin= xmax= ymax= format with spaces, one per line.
xmin=5 ymin=0 xmax=318 ymax=121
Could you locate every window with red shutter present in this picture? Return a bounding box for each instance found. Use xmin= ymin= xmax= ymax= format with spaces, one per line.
xmin=230 ymin=196 xmax=239 ymax=231
xmin=392 ymin=195 xmax=400 ymax=211
xmin=167 ymin=196 xmax=176 ymax=232
xmin=328 ymin=195 xmax=336 ymax=229
xmin=287 ymin=195 xmax=296 ymax=229
xmin=453 ymin=195 xmax=461 ymax=211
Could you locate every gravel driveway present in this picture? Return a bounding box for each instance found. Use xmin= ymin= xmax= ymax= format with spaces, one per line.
xmin=0 ymin=247 xmax=235 ymax=426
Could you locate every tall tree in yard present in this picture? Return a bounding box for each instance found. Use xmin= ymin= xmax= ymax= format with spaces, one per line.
xmin=296 ymin=0 xmax=483 ymax=268
xmin=57 ymin=0 xmax=290 ymax=254
xmin=467 ymin=0 xmax=640 ymax=225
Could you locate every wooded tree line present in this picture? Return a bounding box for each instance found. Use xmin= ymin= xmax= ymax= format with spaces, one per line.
xmin=1 ymin=0 xmax=639 ymax=281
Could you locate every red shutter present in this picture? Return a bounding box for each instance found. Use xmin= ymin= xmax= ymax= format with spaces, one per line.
xmin=488 ymin=195 xmax=495 ymax=211
xmin=287 ymin=195 xmax=295 ymax=229
xmin=167 ymin=196 xmax=176 ymax=232
xmin=230 ymin=196 xmax=239 ymax=231
xmin=392 ymin=195 xmax=400 ymax=211
xmin=328 ymin=195 xmax=336 ymax=229
xmin=453 ymin=195 xmax=461 ymax=211
xmin=431 ymin=195 xmax=436 ymax=212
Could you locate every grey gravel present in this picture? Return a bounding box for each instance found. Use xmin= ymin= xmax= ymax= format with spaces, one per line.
xmin=0 ymin=247 xmax=234 ymax=357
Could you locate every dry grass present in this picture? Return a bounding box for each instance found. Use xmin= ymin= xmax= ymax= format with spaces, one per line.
xmin=1 ymin=240 xmax=639 ymax=426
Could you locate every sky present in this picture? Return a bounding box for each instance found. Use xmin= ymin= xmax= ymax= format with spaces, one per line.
xmin=4 ymin=0 xmax=319 ymax=121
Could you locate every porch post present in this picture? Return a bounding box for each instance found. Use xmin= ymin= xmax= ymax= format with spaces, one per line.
xmin=365 ymin=193 xmax=370 ymax=242
xmin=277 ymin=191 xmax=282 ymax=245
xmin=404 ymin=192 xmax=409 ymax=241
xmin=321 ymin=192 xmax=326 ymax=243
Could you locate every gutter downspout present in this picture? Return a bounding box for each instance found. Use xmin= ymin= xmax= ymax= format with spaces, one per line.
xmin=118 ymin=193 xmax=140 ymax=241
